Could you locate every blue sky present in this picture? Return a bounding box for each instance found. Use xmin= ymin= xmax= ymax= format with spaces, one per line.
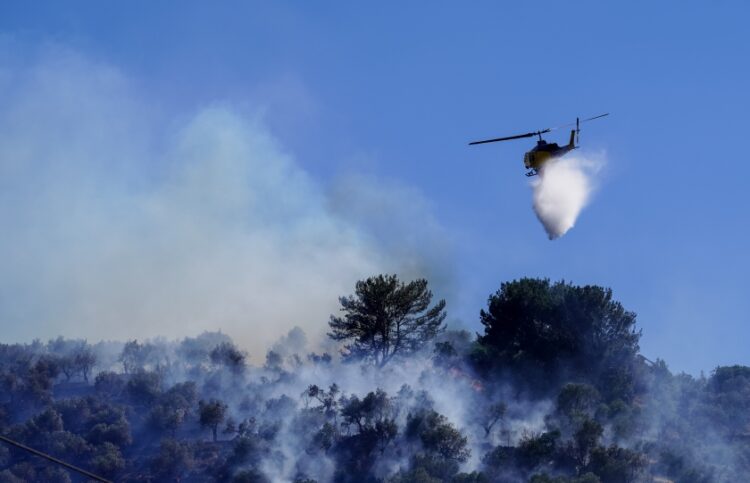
xmin=1 ymin=1 xmax=748 ymax=374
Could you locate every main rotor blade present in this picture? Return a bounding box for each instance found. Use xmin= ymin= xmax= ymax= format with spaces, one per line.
xmin=580 ymin=112 xmax=609 ymax=122
xmin=469 ymin=129 xmax=549 ymax=145
xmin=547 ymin=113 xmax=610 ymax=131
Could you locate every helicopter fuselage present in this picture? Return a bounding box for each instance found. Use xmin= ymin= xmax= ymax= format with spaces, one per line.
xmin=522 ymin=130 xmax=576 ymax=177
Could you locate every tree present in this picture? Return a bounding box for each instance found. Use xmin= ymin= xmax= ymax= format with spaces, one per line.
xmin=26 ymin=408 xmax=65 ymax=436
xmin=406 ymin=410 xmax=470 ymax=463
xmin=46 ymin=430 xmax=92 ymax=461
xmin=89 ymin=442 xmax=125 ymax=478
xmin=705 ymin=365 xmax=750 ymax=437
xmin=303 ymin=383 xmax=340 ymax=420
xmin=551 ymin=383 xmax=601 ymax=435
xmin=177 ymin=331 xmax=232 ymax=368
xmin=516 ymin=430 xmax=561 ymax=470
xmin=52 ymin=340 xmax=97 ymax=382
xmin=475 ymin=279 xmax=641 ymax=397
xmin=334 ymin=390 xmax=398 ymax=476
xmin=87 ymin=420 xmax=132 ymax=447
xmin=125 ymin=370 xmax=162 ymax=405
xmin=151 ymin=439 xmax=194 ymax=480
xmin=400 ymin=410 xmax=470 ymax=481
xmin=328 ymin=275 xmax=446 ymax=367
xmin=22 ymin=357 xmax=60 ymax=404
xmin=264 ymin=351 xmax=283 ymax=372
xmin=149 ymin=382 xmax=197 ymax=436
xmin=73 ymin=347 xmax=96 ymax=382
xmin=210 ymin=342 xmax=247 ymax=374
xmin=478 ymin=402 xmax=507 ymax=438
xmin=390 ymin=458 xmax=450 ymax=483
xmin=119 ymin=340 xmax=150 ymax=374
xmin=58 ymin=355 xmax=77 ymax=382
xmin=433 ymin=341 xmax=458 ymax=368
xmin=199 ymin=399 xmax=228 ymax=442
xmin=311 ymin=422 xmax=337 ymax=452
xmin=341 ymin=390 xmax=392 ymax=435
xmin=573 ymin=419 xmax=603 ymax=470
xmin=587 ymin=445 xmax=648 ymax=483
xmin=95 ymin=371 xmax=125 ymax=398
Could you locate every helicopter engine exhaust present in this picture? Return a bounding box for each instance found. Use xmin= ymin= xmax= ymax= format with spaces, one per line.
xmin=530 ymin=154 xmax=601 ymax=240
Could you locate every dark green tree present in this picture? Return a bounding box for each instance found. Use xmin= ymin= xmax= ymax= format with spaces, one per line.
xmin=573 ymin=419 xmax=603 ymax=470
xmin=88 ymin=442 xmax=125 ymax=478
xmin=73 ymin=346 xmax=96 ymax=382
xmin=549 ymin=383 xmax=602 ymax=436
xmin=705 ymin=365 xmax=750 ymax=437
xmin=199 ymin=399 xmax=228 ymax=442
xmin=516 ymin=430 xmax=561 ymax=471
xmin=87 ymin=420 xmax=132 ymax=447
xmin=125 ymin=370 xmax=162 ymax=405
xmin=119 ymin=340 xmax=150 ymax=374
xmin=150 ymin=439 xmax=194 ymax=480
xmin=94 ymin=371 xmax=125 ymax=398
xmin=340 ymin=389 xmax=398 ymax=453
xmin=210 ymin=342 xmax=247 ymax=374
xmin=333 ymin=390 xmax=398 ymax=478
xmin=328 ymin=275 xmax=446 ymax=367
xmin=586 ymin=445 xmax=648 ymax=483
xmin=406 ymin=410 xmax=470 ymax=463
xmin=479 ymin=402 xmax=507 ymax=438
xmin=149 ymin=381 xmax=198 ymax=436
xmin=475 ymin=279 xmax=641 ymax=398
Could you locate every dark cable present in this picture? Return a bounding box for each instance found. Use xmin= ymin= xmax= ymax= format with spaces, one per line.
xmin=0 ymin=434 xmax=112 ymax=483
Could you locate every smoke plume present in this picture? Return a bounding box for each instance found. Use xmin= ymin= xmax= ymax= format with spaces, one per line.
xmin=530 ymin=155 xmax=602 ymax=239
xmin=0 ymin=47 xmax=454 ymax=357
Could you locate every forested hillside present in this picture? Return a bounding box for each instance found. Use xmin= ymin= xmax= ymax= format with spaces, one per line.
xmin=1 ymin=276 xmax=747 ymax=482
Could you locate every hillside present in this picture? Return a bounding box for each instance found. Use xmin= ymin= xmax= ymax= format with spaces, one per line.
xmin=0 ymin=277 xmax=747 ymax=482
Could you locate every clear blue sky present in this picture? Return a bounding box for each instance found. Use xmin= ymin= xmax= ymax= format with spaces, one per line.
xmin=1 ymin=1 xmax=748 ymax=374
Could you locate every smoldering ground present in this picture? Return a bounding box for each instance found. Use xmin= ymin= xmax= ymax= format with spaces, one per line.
xmin=530 ymin=154 xmax=604 ymax=239
xmin=14 ymin=329 xmax=556 ymax=482
xmin=0 ymin=47 xmax=455 ymax=356
xmin=4 ymin=321 xmax=746 ymax=483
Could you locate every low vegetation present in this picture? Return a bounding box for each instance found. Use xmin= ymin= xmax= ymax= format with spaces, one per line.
xmin=0 ymin=276 xmax=747 ymax=482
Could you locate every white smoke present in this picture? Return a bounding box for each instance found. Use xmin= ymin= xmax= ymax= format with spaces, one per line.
xmin=530 ymin=154 xmax=603 ymax=239
xmin=0 ymin=47 xmax=454 ymax=358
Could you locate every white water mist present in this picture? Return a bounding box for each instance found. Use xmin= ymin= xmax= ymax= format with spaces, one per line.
xmin=531 ymin=155 xmax=602 ymax=239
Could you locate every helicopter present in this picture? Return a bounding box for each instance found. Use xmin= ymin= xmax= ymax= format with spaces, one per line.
xmin=469 ymin=113 xmax=609 ymax=177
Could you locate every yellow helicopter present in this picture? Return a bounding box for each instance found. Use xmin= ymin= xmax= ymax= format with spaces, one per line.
xmin=469 ymin=113 xmax=609 ymax=176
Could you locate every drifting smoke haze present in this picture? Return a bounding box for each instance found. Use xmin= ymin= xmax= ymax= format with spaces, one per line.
xmin=531 ymin=155 xmax=603 ymax=239
xmin=0 ymin=47 xmax=454 ymax=356
xmin=2 ymin=299 xmax=747 ymax=481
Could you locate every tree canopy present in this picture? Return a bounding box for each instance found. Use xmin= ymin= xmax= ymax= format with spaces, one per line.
xmin=475 ymin=279 xmax=641 ymax=397
xmin=328 ymin=274 xmax=446 ymax=367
